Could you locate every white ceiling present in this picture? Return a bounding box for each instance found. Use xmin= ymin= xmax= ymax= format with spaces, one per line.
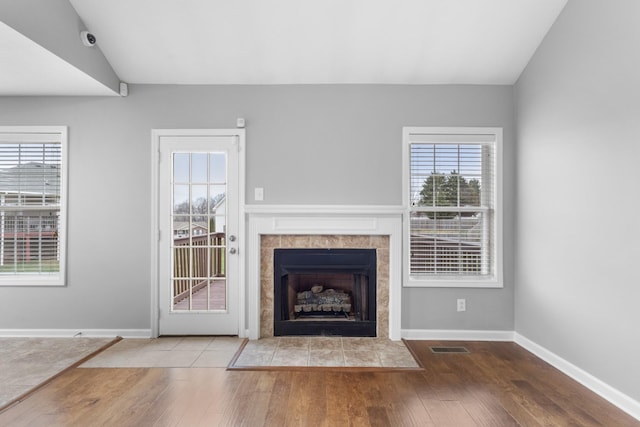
xmin=1 ymin=0 xmax=568 ymax=95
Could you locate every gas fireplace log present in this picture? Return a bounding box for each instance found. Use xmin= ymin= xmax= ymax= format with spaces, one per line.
xmin=294 ymin=303 xmax=351 ymax=313
xmin=296 ymin=288 xmax=351 ymax=305
xmin=294 ymin=286 xmax=352 ymax=315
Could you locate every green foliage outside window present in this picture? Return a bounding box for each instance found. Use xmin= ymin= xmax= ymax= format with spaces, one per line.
xmin=418 ymin=170 xmax=480 ymax=218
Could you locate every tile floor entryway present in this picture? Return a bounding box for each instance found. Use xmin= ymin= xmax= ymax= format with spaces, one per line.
xmin=79 ymin=336 xmax=244 ymax=368
xmin=78 ymin=336 xmax=420 ymax=369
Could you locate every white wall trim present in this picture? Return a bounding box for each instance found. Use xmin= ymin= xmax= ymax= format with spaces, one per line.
xmin=150 ymin=131 xmax=160 ymax=338
xmin=0 ymin=329 xmax=152 ymax=338
xmin=402 ymin=329 xmax=515 ymax=341
xmin=244 ymin=204 xmax=404 ymax=215
xmin=515 ymin=333 xmax=640 ymax=421
xmin=246 ymin=209 xmax=402 ymax=341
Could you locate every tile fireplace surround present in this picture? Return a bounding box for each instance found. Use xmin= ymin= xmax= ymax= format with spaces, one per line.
xmin=260 ymin=234 xmax=389 ymax=338
xmin=246 ymin=209 xmax=403 ymax=340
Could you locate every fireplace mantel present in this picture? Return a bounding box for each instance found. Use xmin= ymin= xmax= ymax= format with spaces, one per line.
xmin=246 ymin=206 xmax=402 ymax=340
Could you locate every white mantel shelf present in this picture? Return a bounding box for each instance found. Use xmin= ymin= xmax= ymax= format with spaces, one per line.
xmin=244 ymin=204 xmax=404 ymax=215
xmin=245 ymin=205 xmax=403 ymax=340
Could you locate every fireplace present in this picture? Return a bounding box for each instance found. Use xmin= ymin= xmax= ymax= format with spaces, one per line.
xmin=273 ymin=248 xmax=377 ymax=336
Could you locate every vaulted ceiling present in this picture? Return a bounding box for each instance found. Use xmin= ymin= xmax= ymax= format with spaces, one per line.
xmin=1 ymin=0 xmax=568 ymax=95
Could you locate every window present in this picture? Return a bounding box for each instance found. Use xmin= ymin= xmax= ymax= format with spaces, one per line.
xmin=0 ymin=127 xmax=67 ymax=286
xmin=403 ymin=127 xmax=502 ymax=287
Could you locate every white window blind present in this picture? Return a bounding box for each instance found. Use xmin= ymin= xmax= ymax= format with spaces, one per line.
xmin=403 ymin=128 xmax=502 ymax=287
xmin=0 ymin=128 xmax=67 ymax=285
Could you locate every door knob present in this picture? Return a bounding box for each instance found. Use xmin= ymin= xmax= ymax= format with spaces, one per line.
xmin=229 ymin=248 xmax=237 ymax=254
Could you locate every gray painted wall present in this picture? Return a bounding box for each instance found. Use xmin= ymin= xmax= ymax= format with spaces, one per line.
xmin=0 ymin=85 xmax=515 ymax=332
xmin=515 ymin=0 xmax=640 ymax=401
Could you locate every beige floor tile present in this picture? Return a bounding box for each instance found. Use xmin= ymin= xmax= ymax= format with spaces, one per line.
xmin=192 ymin=350 xmax=237 ymax=367
xmin=244 ymin=338 xmax=279 ymax=351
xmin=276 ymin=336 xmax=310 ymax=350
xmin=309 ymin=349 xmax=345 ymax=367
xmin=379 ymin=352 xmax=419 ymax=368
xmin=113 ymin=350 xmax=164 ymax=367
xmin=271 ymin=348 xmax=309 ymax=366
xmin=342 ymin=337 xmax=379 ymax=351
xmin=174 ymin=337 xmax=214 ymax=351
xmin=373 ymin=339 xmax=408 ymax=352
xmin=81 ymin=344 xmax=145 ymax=366
xmin=110 ymin=339 xmax=148 ymax=350
xmin=143 ymin=337 xmax=184 ymax=351
xmin=343 ymin=350 xmax=382 ymax=367
xmin=206 ymin=337 xmax=243 ymax=351
xmin=235 ymin=350 xmax=274 ymax=366
xmin=80 ymin=353 xmax=131 ymax=368
xmin=94 ymin=346 xmax=142 ymax=358
xmin=152 ymin=350 xmax=203 ymax=367
xmin=308 ymin=337 xmax=343 ymax=350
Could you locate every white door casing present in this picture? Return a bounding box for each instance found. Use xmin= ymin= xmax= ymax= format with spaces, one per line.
xmin=151 ymin=129 xmax=245 ymax=337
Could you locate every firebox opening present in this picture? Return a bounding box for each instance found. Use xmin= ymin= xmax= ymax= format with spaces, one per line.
xmin=274 ymin=248 xmax=377 ymax=337
xmin=285 ymin=272 xmax=369 ymax=322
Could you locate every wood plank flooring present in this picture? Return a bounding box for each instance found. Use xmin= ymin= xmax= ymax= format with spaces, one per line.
xmin=0 ymin=340 xmax=637 ymax=426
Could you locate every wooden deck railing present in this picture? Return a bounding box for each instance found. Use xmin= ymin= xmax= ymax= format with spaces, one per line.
xmin=173 ymin=232 xmax=226 ymax=304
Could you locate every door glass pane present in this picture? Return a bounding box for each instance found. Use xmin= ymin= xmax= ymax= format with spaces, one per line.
xmin=209 ymin=184 xmax=226 ymax=215
xmin=173 ymin=185 xmax=189 ymax=214
xmin=173 ymin=215 xmax=190 ymax=239
xmin=210 ymin=234 xmax=226 ymax=277
xmin=209 ymin=279 xmax=226 ymax=310
xmin=173 ymin=153 xmax=189 ymax=183
xmin=209 ymin=153 xmax=226 ymax=183
xmin=191 ymin=185 xmax=207 ymax=214
xmin=191 ymin=153 xmax=208 ymax=182
xmin=171 ymin=151 xmax=227 ymax=312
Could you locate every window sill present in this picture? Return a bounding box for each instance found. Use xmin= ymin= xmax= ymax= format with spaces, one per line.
xmin=404 ymin=276 xmax=503 ymax=288
xmin=0 ymin=276 xmax=65 ymax=287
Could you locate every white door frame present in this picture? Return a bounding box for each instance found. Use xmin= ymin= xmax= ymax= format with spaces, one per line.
xmin=150 ymin=129 xmax=246 ymax=338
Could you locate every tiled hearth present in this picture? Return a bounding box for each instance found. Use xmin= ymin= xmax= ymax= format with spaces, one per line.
xmin=260 ymin=234 xmax=389 ymax=339
xmin=231 ymin=336 xmax=419 ymax=368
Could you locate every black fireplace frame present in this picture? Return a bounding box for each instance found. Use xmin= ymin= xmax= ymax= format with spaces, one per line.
xmin=273 ymin=248 xmax=377 ymax=337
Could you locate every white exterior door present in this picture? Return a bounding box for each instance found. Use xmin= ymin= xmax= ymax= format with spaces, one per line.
xmin=156 ymin=131 xmax=241 ymax=335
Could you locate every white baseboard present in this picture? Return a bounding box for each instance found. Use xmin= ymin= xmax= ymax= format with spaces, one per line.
xmin=0 ymin=329 xmax=152 ymax=338
xmin=401 ymin=329 xmax=515 ymax=341
xmin=514 ymin=333 xmax=640 ymax=422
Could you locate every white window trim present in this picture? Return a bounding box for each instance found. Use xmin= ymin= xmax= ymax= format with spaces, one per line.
xmin=0 ymin=126 xmax=68 ymax=287
xmin=402 ymin=126 xmax=503 ymax=288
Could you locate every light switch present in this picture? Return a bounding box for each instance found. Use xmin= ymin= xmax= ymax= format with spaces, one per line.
xmin=255 ymin=187 xmax=264 ymax=201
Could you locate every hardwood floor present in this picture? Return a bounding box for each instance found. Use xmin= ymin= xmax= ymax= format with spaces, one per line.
xmin=0 ymin=341 xmax=637 ymax=426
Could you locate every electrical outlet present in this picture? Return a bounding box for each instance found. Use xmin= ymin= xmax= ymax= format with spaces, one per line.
xmin=457 ymin=298 xmax=466 ymax=312
xmin=254 ymin=187 xmax=264 ymax=201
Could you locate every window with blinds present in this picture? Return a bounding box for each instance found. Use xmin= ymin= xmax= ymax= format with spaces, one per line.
xmin=0 ymin=127 xmax=67 ymax=286
xmin=403 ymin=128 xmax=502 ymax=287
